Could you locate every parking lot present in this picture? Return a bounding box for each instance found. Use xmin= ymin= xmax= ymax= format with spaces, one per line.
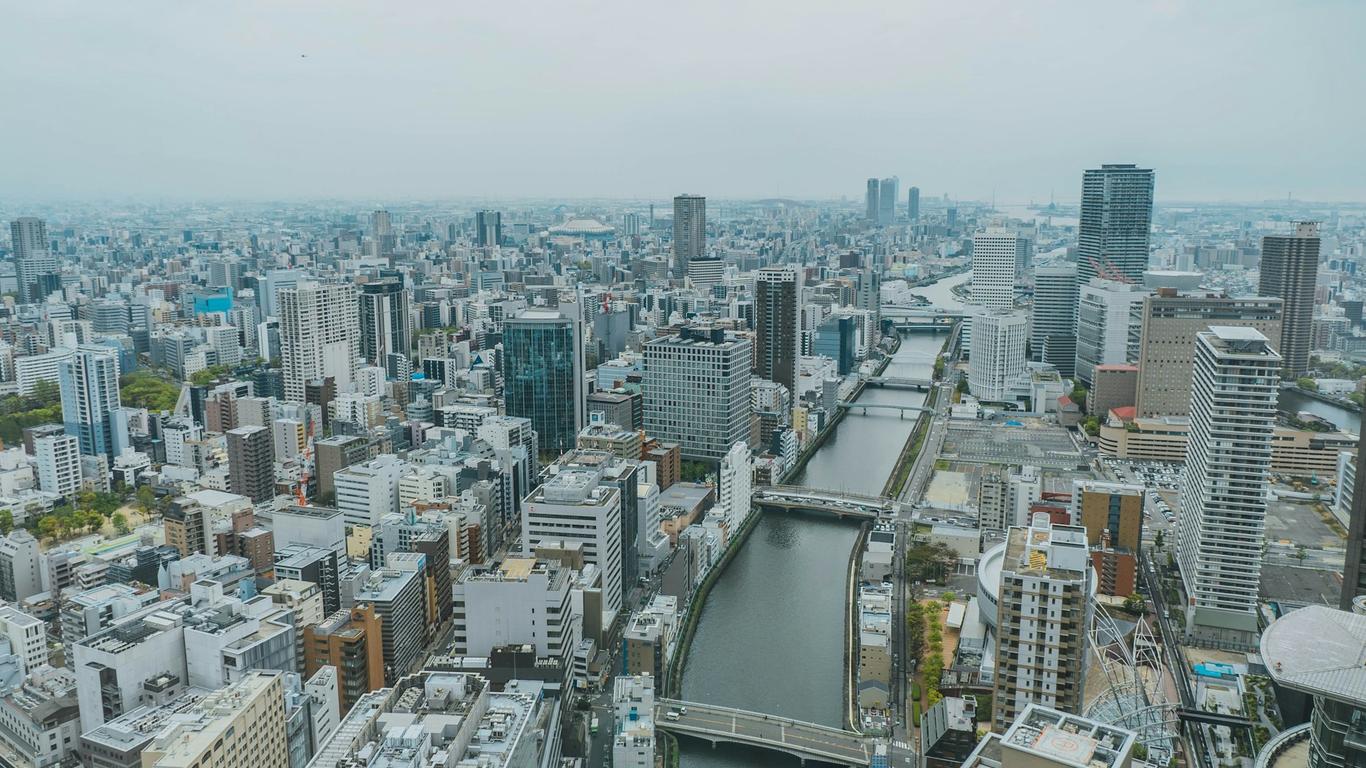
xmin=941 ymin=420 xmax=1084 ymax=470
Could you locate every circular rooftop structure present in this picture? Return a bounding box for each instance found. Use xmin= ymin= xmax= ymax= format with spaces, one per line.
xmin=976 ymin=542 xmax=1005 ymax=630
xmin=1261 ymin=604 xmax=1366 ymax=704
xmin=549 ymin=218 xmax=615 ymax=238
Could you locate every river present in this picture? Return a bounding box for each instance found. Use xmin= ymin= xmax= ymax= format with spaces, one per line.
xmin=1278 ymin=387 xmax=1360 ymax=435
xmin=676 ymin=271 xmax=969 ymax=767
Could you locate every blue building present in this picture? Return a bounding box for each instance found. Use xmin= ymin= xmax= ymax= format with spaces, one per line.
xmin=193 ymin=286 xmax=233 ymax=315
xmin=813 ymin=314 xmax=858 ymax=375
xmin=502 ymin=309 xmax=584 ymax=455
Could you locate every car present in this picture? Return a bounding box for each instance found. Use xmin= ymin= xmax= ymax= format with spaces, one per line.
xmin=665 ymin=711 xmax=680 ymax=721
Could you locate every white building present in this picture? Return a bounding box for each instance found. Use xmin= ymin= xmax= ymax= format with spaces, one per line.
xmin=968 ymin=310 xmax=1027 ymax=403
xmin=161 ymin=417 xmax=203 ymax=469
xmin=1032 ymin=260 xmax=1079 ymax=377
xmin=451 ymin=557 xmax=580 ymax=672
xmin=612 ymin=675 xmax=656 ymax=768
xmin=1074 ymin=278 xmax=1147 ymax=386
xmin=522 ymin=467 xmax=624 ymax=623
xmin=1007 ymin=465 xmax=1042 ymax=530
xmin=0 ymin=531 xmax=42 ymax=604
xmin=972 ymin=228 xmax=1028 ymax=311
xmin=34 ymin=433 xmax=81 ymax=501
xmin=333 ymin=455 xmax=405 ymax=529
xmin=14 ymin=348 xmax=73 ymax=396
xmin=717 ymin=441 xmax=753 ymax=537
xmin=1177 ymin=327 xmax=1280 ymax=647
xmin=643 ymin=325 xmax=753 ymax=462
xmin=271 ymin=418 xmax=307 ymax=461
xmin=0 ymin=605 xmax=48 ymax=675
xmin=278 ymin=282 xmax=359 ymax=403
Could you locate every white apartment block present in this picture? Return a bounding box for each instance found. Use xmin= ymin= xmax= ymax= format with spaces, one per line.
xmin=1074 ymin=278 xmax=1148 ymax=386
xmin=717 ymin=441 xmax=753 ymax=536
xmin=278 ymin=282 xmax=359 ymax=403
xmin=452 ymin=557 xmax=580 ymax=671
xmin=1177 ymin=327 xmax=1280 ymax=646
xmin=34 ymin=433 xmax=81 ymax=500
xmin=0 ymin=605 xmax=48 ymax=675
xmin=613 ymin=675 xmax=656 ymax=768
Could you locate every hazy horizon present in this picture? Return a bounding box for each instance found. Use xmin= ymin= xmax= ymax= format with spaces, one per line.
xmin=4 ymin=1 xmax=1364 ymax=203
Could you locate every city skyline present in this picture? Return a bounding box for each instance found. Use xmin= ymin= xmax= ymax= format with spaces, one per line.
xmin=3 ymin=2 xmax=1365 ymax=203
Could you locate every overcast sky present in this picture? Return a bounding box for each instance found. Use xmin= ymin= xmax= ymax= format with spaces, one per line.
xmin=2 ymin=1 xmax=1363 ymax=204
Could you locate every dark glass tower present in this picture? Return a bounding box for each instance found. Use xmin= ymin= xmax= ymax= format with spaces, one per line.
xmin=503 ymin=309 xmax=584 ymax=455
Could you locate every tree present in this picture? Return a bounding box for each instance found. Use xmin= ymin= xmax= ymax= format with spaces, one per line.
xmin=1122 ymin=593 xmax=1146 ymax=614
xmin=1154 ymin=529 xmax=1165 ymax=549
xmin=0 ymin=510 xmax=12 ymax=536
xmin=112 ymin=512 xmax=130 ymax=536
xmin=1082 ymin=416 xmax=1100 ymax=436
xmin=955 ymin=379 xmax=969 ymax=395
xmin=35 ymin=515 xmax=57 ymax=540
xmin=1070 ymin=384 xmax=1088 ymax=411
xmin=1296 ymin=377 xmax=1318 ymax=392
xmin=136 ymin=485 xmax=157 ymax=515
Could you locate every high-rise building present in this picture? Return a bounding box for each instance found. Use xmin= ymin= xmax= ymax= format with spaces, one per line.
xmin=672 ymin=194 xmax=706 ymax=276
xmin=1258 ymin=221 xmax=1321 ymax=378
xmin=369 ymin=209 xmax=395 ymax=258
xmin=475 ymin=209 xmax=502 ymax=247
xmin=358 ymin=279 xmax=410 ymax=367
xmin=754 ymin=266 xmax=801 ymax=396
xmin=878 ymin=177 xmax=898 ymax=226
xmin=972 ymin=229 xmax=1026 ymax=311
xmin=279 ymin=283 xmax=359 ymax=403
xmin=1259 ymin=607 xmax=1366 ymax=768
xmin=1074 ymin=279 xmax=1148 ymax=387
xmin=1134 ymin=291 xmax=1283 ymax=418
xmin=1178 ymin=327 xmax=1280 ymax=647
xmin=1071 ymin=480 xmax=1145 ymax=597
xmin=351 ymin=557 xmax=426 ymax=684
xmin=333 ymin=455 xmax=404 ymax=530
xmin=10 ymin=217 xmax=57 ymax=304
xmin=991 ymin=515 xmax=1093 ymax=731
xmin=522 ymin=467 xmax=624 ymax=624
xmin=968 ymin=310 xmax=1027 ymax=402
xmin=1031 ymin=261 xmax=1078 ymax=377
xmin=313 ymin=435 xmax=369 ymax=503
xmin=304 ymin=604 xmax=385 ymax=714
xmin=865 ymin=178 xmax=880 ymax=221
xmin=1075 ymin=164 xmax=1155 ymax=287
xmin=275 ymin=544 xmax=342 ymax=616
xmin=502 ymin=309 xmax=585 ymax=455
xmin=643 ymin=325 xmax=753 ymax=462
xmin=58 ymin=345 xmax=127 ymax=460
xmin=1342 ymin=430 xmax=1366 ymax=610
xmin=907 ymin=186 xmax=920 ymax=221
xmin=227 ymin=425 xmax=275 ymax=503
xmin=34 ymin=432 xmax=81 ymax=500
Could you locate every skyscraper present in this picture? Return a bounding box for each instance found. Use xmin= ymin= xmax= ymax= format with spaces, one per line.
xmin=907 ymin=186 xmax=920 ymax=222
xmin=10 ymin=217 xmax=57 ymax=304
xmin=227 ymin=425 xmax=276 ymax=503
xmin=643 ymin=325 xmax=753 ymax=462
xmin=968 ymin=310 xmax=1028 ymax=402
xmin=1075 ymin=164 xmax=1155 ymax=286
xmin=1342 ymin=429 xmax=1366 ymax=610
xmin=755 ymin=265 xmax=801 ymax=396
xmin=991 ymin=515 xmax=1092 ymax=731
xmin=972 ymin=229 xmax=1025 ymax=311
xmin=1031 ymin=261 xmax=1078 ymax=377
xmin=878 ymin=177 xmax=899 ymax=226
xmin=1177 ymin=327 xmax=1279 ymax=647
xmin=358 ymin=279 xmax=410 ymax=367
xmin=672 ymin=194 xmax=705 ymax=276
xmin=279 ymin=282 xmax=359 ymax=403
xmin=1133 ymin=291 xmax=1282 ymax=418
xmin=475 ymin=209 xmax=502 ymax=247
xmin=58 ymin=346 xmax=127 ymax=460
xmin=865 ymin=178 xmax=879 ymax=221
xmin=370 ymin=209 xmax=395 ymax=258
xmin=503 ymin=309 xmax=585 ymax=455
xmin=1258 ymin=221 xmax=1321 ymax=378
xmin=1073 ymin=279 xmax=1148 ymax=387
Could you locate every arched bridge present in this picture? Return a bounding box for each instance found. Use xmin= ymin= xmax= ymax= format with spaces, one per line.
xmin=753 ymin=485 xmax=901 ymax=519
xmin=655 ymin=698 xmax=876 ymax=766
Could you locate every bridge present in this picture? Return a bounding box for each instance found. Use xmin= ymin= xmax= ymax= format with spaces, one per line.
xmin=881 ymin=305 xmax=966 ymax=319
xmin=857 ymin=374 xmax=932 ymax=390
xmin=655 ymin=698 xmax=876 ymax=766
xmin=836 ymin=400 xmax=933 ymax=417
xmin=753 ymin=485 xmax=900 ymax=519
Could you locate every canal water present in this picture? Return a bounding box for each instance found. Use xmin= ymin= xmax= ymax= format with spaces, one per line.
xmin=676 ymin=273 xmax=968 ymax=768
xmin=1278 ymin=387 xmax=1360 ymax=435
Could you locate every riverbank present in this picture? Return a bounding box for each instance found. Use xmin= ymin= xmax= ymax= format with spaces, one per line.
xmin=881 ymin=327 xmax=953 ymax=497
xmin=1283 ymin=383 xmax=1362 ymax=414
xmin=844 ymin=522 xmax=872 ymax=732
xmin=780 ymin=333 xmax=902 ymax=484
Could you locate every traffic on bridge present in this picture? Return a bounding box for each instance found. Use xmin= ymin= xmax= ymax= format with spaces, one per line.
xmin=655 ymin=698 xmax=876 ymax=766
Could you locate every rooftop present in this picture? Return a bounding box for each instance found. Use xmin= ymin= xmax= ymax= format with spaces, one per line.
xmin=1261 ymin=605 xmax=1366 ymax=704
